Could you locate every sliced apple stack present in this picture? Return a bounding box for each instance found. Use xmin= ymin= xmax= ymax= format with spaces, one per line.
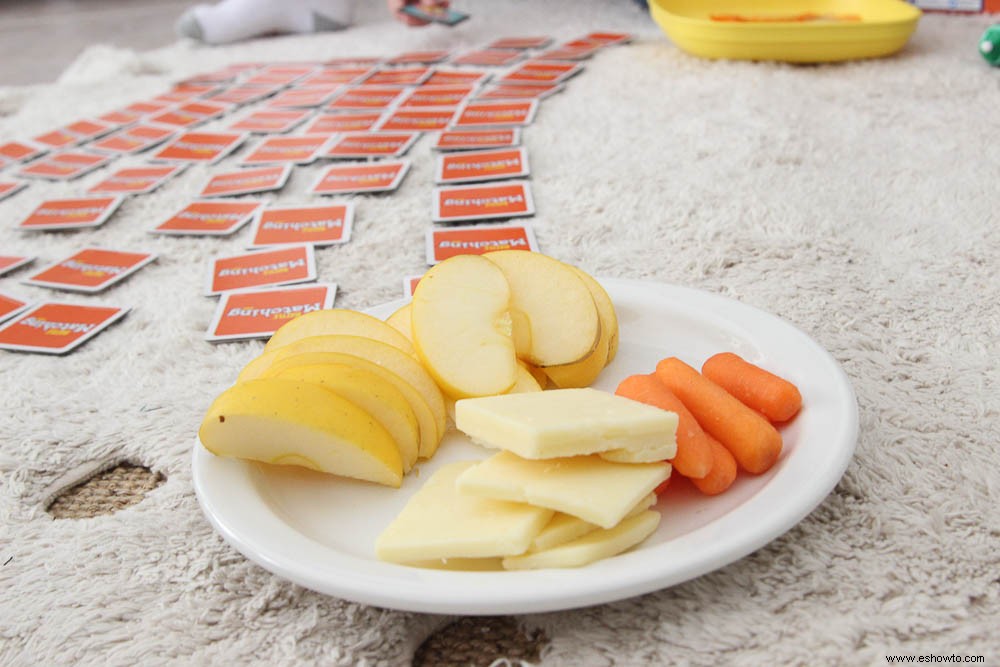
xmin=198 ymin=309 xmax=447 ymax=486
xmin=407 ymin=251 xmax=618 ymax=398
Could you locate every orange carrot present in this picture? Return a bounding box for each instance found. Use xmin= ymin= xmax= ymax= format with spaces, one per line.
xmin=689 ymin=435 xmax=737 ymax=496
xmin=655 ymin=357 xmax=782 ymax=475
xmin=615 ymin=374 xmax=713 ymax=479
xmin=702 ymin=352 xmax=802 ymax=423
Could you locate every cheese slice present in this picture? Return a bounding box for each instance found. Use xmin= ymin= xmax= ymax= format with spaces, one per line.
xmin=406 ymin=557 xmax=504 ymax=571
xmin=455 ymin=388 xmax=677 ymax=460
xmin=600 ymin=441 xmax=676 ymax=463
xmin=503 ymin=510 xmax=661 ymax=570
xmin=530 ymin=492 xmax=657 ymax=552
xmin=375 ymin=461 xmax=553 ymax=563
xmin=456 ymin=451 xmax=670 ymax=529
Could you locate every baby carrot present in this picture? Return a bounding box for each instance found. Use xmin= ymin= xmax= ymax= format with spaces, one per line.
xmin=654 ymin=475 xmax=671 ymax=496
xmin=615 ymin=374 xmax=713 ymax=479
xmin=702 ymin=352 xmax=802 ymax=423
xmin=689 ymin=435 xmax=737 ymax=496
xmin=655 ymin=357 xmax=782 ymax=474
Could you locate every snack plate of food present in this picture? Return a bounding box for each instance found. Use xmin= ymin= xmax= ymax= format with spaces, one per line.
xmin=192 ymin=276 xmax=857 ymax=614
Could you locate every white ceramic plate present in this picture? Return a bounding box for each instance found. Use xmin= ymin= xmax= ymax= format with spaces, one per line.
xmin=192 ymin=278 xmax=858 ymax=614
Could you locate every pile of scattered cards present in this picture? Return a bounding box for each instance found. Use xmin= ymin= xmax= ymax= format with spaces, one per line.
xmin=0 ymin=30 xmax=631 ymax=353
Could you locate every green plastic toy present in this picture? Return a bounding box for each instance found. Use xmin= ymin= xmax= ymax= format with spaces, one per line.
xmin=981 ymin=25 xmax=1000 ymax=66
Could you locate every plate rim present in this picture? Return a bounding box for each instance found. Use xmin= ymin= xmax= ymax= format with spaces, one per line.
xmin=192 ymin=277 xmax=858 ymax=614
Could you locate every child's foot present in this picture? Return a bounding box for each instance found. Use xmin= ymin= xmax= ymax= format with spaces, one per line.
xmin=176 ymin=0 xmax=355 ymax=44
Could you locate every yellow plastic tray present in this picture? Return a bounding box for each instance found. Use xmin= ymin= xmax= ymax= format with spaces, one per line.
xmin=650 ymin=0 xmax=921 ymax=63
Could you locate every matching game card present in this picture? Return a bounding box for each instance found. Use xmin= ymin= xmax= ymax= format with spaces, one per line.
xmin=239 ymin=136 xmax=329 ymax=165
xmin=0 ymin=180 xmax=28 ymax=202
xmin=206 ymin=85 xmax=275 ymax=106
xmin=267 ymin=86 xmax=340 ymax=109
xmin=89 ymin=124 xmax=177 ymax=155
xmin=205 ymin=283 xmax=337 ymax=342
xmin=537 ymin=44 xmax=601 ymax=61
xmin=17 ymin=196 xmax=124 ymax=231
xmin=248 ymin=203 xmax=355 ymax=248
xmin=377 ymin=107 xmax=457 ymax=132
xmin=486 ymin=37 xmax=553 ymax=50
xmin=325 ymin=86 xmax=404 ymax=111
xmin=422 ymin=70 xmax=489 ymax=86
xmin=18 ymin=151 xmax=112 ymax=180
xmin=451 ymin=49 xmax=523 ymax=67
xmin=432 ymin=180 xmax=535 ymax=223
xmin=400 ymin=85 xmax=475 ymax=108
xmin=435 ymin=147 xmax=529 ymax=184
xmin=584 ymin=31 xmax=633 ymax=46
xmin=199 ymin=164 xmax=291 ymax=197
xmin=364 ymin=67 xmax=432 ymax=87
xmin=300 ymin=67 xmax=374 ymax=86
xmin=0 ymin=141 xmax=46 ymax=163
xmin=97 ymin=108 xmax=144 ymax=125
xmin=310 ymin=160 xmax=410 ymax=195
xmin=401 ymin=274 xmax=422 ymax=298
xmin=322 ymin=132 xmax=419 ymax=159
xmin=155 ymin=85 xmax=222 ymax=104
xmin=450 ymin=100 xmax=538 ymax=128
xmin=425 ymin=223 xmax=538 ymax=264
xmin=476 ymin=83 xmax=564 ymax=100
xmin=123 ymin=100 xmax=172 ymax=116
xmin=149 ymin=101 xmax=230 ymax=128
xmin=301 ymin=111 xmax=384 ymax=134
xmin=87 ymin=165 xmax=185 ymax=195
xmin=0 ymin=291 xmax=31 ymax=323
xmin=34 ymin=120 xmax=114 ymax=149
xmin=433 ymin=128 xmax=521 ymax=151
xmin=152 ymin=131 xmax=248 ymax=164
xmin=23 ymin=248 xmax=157 ymax=293
xmin=243 ymin=65 xmax=317 ymax=87
xmin=0 ymin=302 xmax=130 ymax=354
xmin=0 ymin=255 xmax=35 ymax=277
xmin=230 ymin=109 xmax=312 ymax=133
xmin=498 ymin=61 xmax=583 ymax=86
xmin=151 ymin=200 xmax=264 ymax=236
xmin=206 ymin=245 xmax=316 ymax=295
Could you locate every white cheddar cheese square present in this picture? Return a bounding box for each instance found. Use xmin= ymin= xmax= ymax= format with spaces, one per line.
xmin=405 ymin=558 xmax=504 ymax=571
xmin=455 ymin=388 xmax=678 ymax=460
xmin=503 ymin=510 xmax=661 ymax=570
xmin=456 ymin=451 xmax=670 ymax=529
xmin=375 ymin=461 xmax=553 ymax=563
xmin=600 ymin=441 xmax=676 ymax=463
xmin=530 ymin=492 xmax=657 ymax=552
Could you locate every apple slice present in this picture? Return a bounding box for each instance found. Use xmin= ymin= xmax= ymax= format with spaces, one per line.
xmin=543 ymin=270 xmax=616 ymax=388
xmin=573 ymin=268 xmax=618 ymax=366
xmin=508 ymin=363 xmax=542 ymax=394
xmin=264 ymin=309 xmax=415 ymax=356
xmin=411 ymin=255 xmax=519 ymax=399
xmin=241 ymin=335 xmax=446 ymax=458
xmin=270 ymin=363 xmax=419 ymax=472
xmin=483 ymin=251 xmax=600 ymax=367
xmin=521 ymin=362 xmax=548 ymax=389
xmin=199 ymin=379 xmax=402 ymax=487
xmin=386 ymin=303 xmax=412 ymax=342
xmin=258 ymin=351 xmax=440 ymax=463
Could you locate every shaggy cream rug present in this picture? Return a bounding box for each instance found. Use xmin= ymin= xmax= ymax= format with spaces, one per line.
xmin=2 ymin=1 xmax=998 ymax=665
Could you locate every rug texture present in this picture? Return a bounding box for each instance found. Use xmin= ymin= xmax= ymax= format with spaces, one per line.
xmin=1 ymin=1 xmax=998 ymax=665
